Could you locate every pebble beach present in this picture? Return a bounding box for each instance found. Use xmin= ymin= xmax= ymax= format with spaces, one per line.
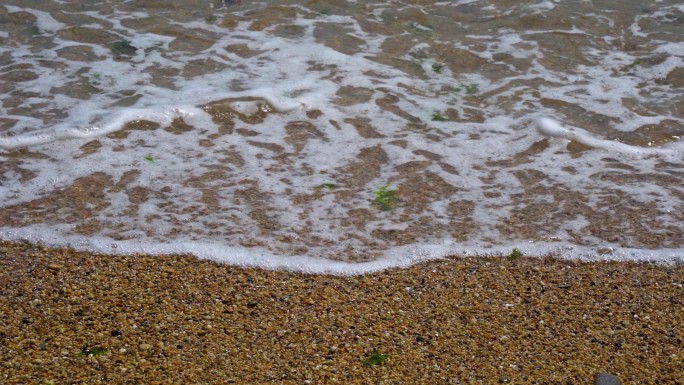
xmin=1 ymin=240 xmax=682 ymax=384
xmin=3 ymin=2 xmax=684 ymax=384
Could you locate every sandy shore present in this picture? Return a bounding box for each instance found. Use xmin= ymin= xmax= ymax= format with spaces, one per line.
xmin=1 ymin=240 xmax=682 ymax=384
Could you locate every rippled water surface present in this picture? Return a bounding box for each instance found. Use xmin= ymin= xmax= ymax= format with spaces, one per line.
xmin=1 ymin=0 xmax=683 ymax=270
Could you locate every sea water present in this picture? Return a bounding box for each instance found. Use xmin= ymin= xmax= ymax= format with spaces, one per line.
xmin=1 ymin=0 xmax=683 ymax=274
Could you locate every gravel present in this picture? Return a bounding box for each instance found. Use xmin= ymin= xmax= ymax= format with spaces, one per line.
xmin=1 ymin=240 xmax=682 ymax=384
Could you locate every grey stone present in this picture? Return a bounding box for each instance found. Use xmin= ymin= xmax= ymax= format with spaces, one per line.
xmin=595 ymin=372 xmax=620 ymax=385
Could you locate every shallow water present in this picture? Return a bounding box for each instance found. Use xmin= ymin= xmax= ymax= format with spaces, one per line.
xmin=1 ymin=0 xmax=683 ymax=272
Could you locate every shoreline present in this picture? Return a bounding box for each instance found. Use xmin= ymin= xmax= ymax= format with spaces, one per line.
xmin=1 ymin=240 xmax=683 ymax=384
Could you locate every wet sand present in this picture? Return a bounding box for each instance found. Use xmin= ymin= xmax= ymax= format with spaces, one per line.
xmin=1 ymin=240 xmax=683 ymax=384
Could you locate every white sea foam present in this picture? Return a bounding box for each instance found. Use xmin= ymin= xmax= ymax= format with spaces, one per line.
xmin=1 ymin=0 xmax=683 ymax=273
xmin=536 ymin=117 xmax=680 ymax=156
xmin=4 ymin=4 xmax=66 ymax=33
xmin=1 ymin=227 xmax=681 ymax=275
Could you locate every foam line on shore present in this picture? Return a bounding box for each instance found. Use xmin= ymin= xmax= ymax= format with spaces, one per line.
xmin=2 ymin=227 xmax=682 ymax=275
xmin=535 ymin=117 xmax=679 ymax=157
